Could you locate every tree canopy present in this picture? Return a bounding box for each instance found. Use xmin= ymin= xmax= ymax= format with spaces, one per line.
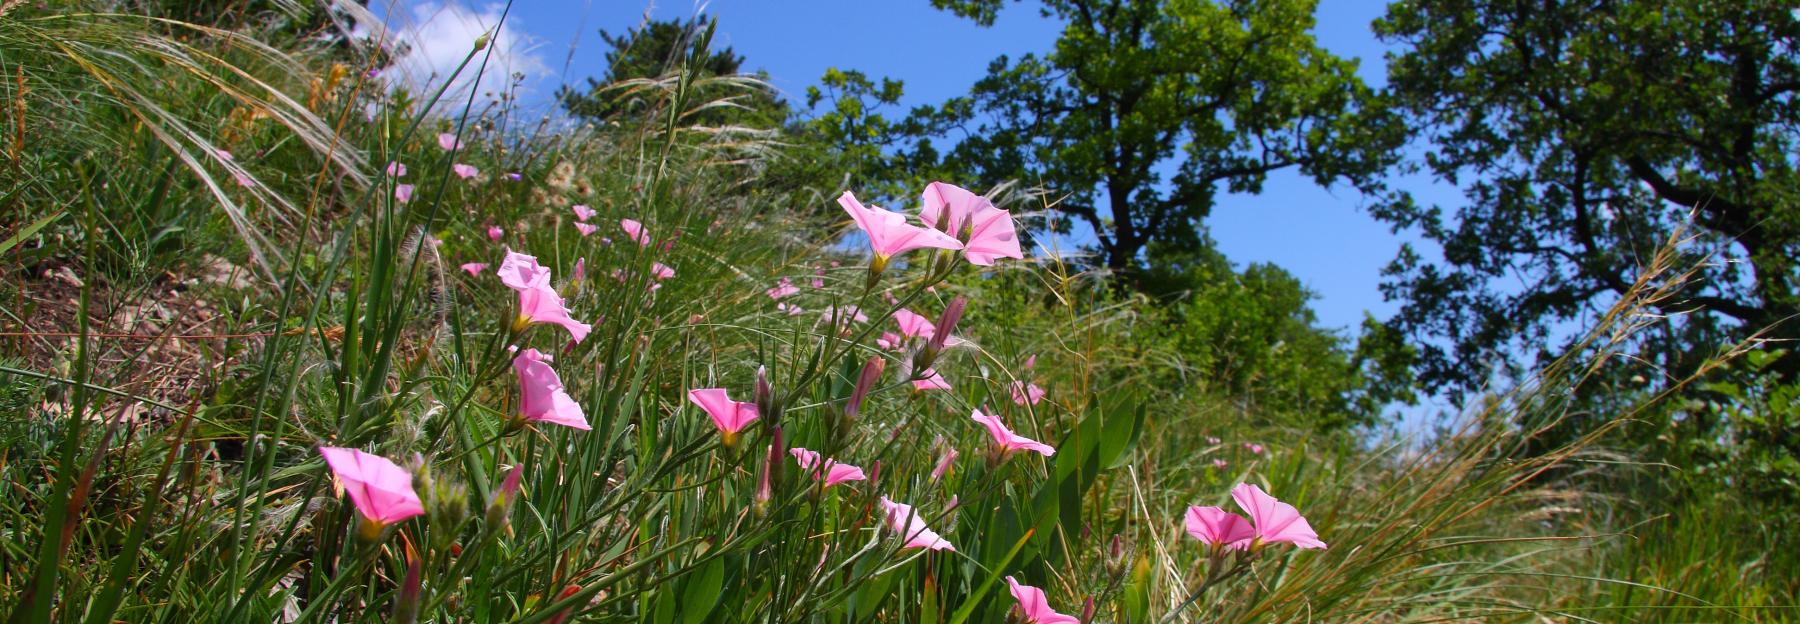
xmin=1374 ymin=0 xmax=1800 ymax=394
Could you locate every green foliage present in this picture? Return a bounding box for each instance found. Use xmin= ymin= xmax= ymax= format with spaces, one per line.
xmin=1144 ymin=244 xmax=1416 ymax=429
xmin=1373 ymin=0 xmax=1800 ymax=395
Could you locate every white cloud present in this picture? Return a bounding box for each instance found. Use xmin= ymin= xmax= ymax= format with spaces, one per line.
xmin=365 ymin=1 xmax=551 ymax=111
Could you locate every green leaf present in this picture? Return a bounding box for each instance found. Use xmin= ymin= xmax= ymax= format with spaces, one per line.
xmin=679 ymin=558 xmax=727 ymax=624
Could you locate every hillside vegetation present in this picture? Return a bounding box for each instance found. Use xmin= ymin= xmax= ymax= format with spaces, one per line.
xmin=0 ymin=2 xmax=1793 ymax=622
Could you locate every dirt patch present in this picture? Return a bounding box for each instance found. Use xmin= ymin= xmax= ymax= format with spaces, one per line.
xmin=2 ymin=257 xmax=260 ymax=420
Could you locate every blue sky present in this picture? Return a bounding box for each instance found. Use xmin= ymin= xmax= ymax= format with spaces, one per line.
xmin=380 ymin=0 xmax=1462 ymax=335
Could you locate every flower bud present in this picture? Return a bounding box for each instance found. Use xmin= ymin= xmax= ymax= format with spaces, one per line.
xmin=754 ymin=365 xmax=781 ymax=427
xmin=844 ymin=357 xmax=884 ymax=421
xmin=392 ymin=543 xmax=422 ymax=624
xmin=485 ymin=464 xmax=524 ymax=529
xmin=1080 ymin=596 xmax=1095 ymax=623
xmin=473 ymin=31 xmax=491 ymax=52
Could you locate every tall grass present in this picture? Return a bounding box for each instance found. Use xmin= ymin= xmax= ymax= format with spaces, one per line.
xmin=0 ymin=3 xmax=1792 ymax=623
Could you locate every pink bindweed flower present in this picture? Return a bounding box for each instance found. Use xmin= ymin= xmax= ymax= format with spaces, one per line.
xmin=811 ymin=277 xmax=824 ymax=289
xmin=1245 ymin=443 xmax=1265 ymax=455
xmin=1185 ymin=505 xmax=1254 ymax=550
xmin=498 ymin=252 xmax=592 ymax=342
xmin=452 ymin=163 xmax=479 ymax=179
xmin=651 ymin=263 xmax=675 ymax=280
xmin=488 ymin=225 xmax=504 ymax=241
xmin=460 ymin=262 xmax=488 ymax=276
xmin=620 ymin=219 xmax=650 ymax=246
xmin=1213 ymin=458 xmax=1228 ymax=469
xmin=879 ymin=496 xmax=954 ymax=551
xmin=766 ymin=278 xmax=799 ymax=300
xmin=512 ymin=348 xmax=591 ymax=430
xmin=688 ymin=388 xmax=759 ymax=444
xmin=777 ymin=302 xmax=804 ymax=316
xmin=394 ymin=184 xmax=414 ymax=203
xmin=386 ymin=161 xmax=407 ymax=177
xmin=572 ymin=204 xmax=595 ymax=221
xmin=911 ymin=369 xmax=951 ymax=391
xmin=437 ymin=132 xmax=461 ymax=151
xmin=838 ymin=191 xmax=962 ymax=269
xmin=876 ymin=332 xmax=904 ymax=350
xmin=790 ymin=447 xmax=866 ymax=487
xmin=319 ymin=447 xmax=425 ymax=525
xmin=1010 ymin=381 xmax=1046 ymax=406
xmin=574 ymin=222 xmax=599 ymax=236
xmin=972 ymin=408 xmax=1055 ymax=457
xmin=919 ymin=181 xmax=1024 ymax=266
xmin=1004 ymin=577 xmax=1082 ymax=624
xmin=1230 ymin=483 xmax=1327 ymax=549
xmin=930 ymin=447 xmax=959 ymax=482
xmin=497 ymin=251 xmax=550 ymax=290
xmin=893 ymin=309 xmax=936 ymax=340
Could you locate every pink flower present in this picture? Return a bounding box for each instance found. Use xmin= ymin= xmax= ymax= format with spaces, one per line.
xmin=394 ymin=184 xmax=414 ymax=203
xmin=1245 ymin=443 xmax=1265 ymax=455
xmin=789 ymin=447 xmax=866 ymax=488
xmin=810 ymin=277 xmax=824 ymax=289
xmin=972 ymin=408 xmax=1054 ymax=456
xmin=487 ymin=225 xmax=504 ymax=241
xmin=496 ymin=251 xmax=551 ymax=290
xmin=1004 ymin=577 xmax=1082 ymax=624
xmin=688 ymin=388 xmax=759 ymax=437
xmin=876 ymin=332 xmax=904 ymax=350
xmin=919 ymin=181 xmax=1024 ymax=266
xmin=911 ymin=369 xmax=951 ymax=391
xmin=1230 ymin=483 xmax=1327 ymax=549
xmin=506 ymin=172 xmax=522 ymax=181
xmin=878 ymin=496 xmax=954 ymax=551
xmin=1212 ymin=458 xmax=1228 ymax=469
xmin=319 ymin=447 xmax=425 ymax=525
xmin=620 ymin=218 xmax=650 ymax=246
xmin=572 ymin=204 xmax=595 ymax=221
xmin=572 ymin=258 xmax=586 ymax=282
xmin=930 ymin=447 xmax=959 ymax=482
xmin=1024 ymin=354 xmax=1037 ymax=370
xmin=385 ymin=161 xmax=406 ymax=177
xmin=512 ymin=348 xmax=591 ymax=430
xmin=517 ymin=286 xmax=593 ymax=342
xmin=1185 ymin=505 xmax=1254 ymax=550
xmin=215 ymin=149 xmax=234 ymax=161
xmin=574 ymin=222 xmax=599 ymax=236
xmin=452 ymin=163 xmax=479 ymax=179
xmin=838 ymin=191 xmax=962 ymax=264
xmin=651 ymin=263 xmax=675 ymax=280
xmin=437 ymin=132 xmax=461 ymax=151
xmin=777 ymin=302 xmax=804 ymax=316
xmin=821 ymin=305 xmax=869 ymax=327
xmin=1206 ymin=436 xmax=1221 ymax=445
xmin=498 ymin=252 xmax=591 ymax=342
xmin=460 ymin=262 xmax=487 ymax=276
xmin=766 ymin=278 xmax=799 ymax=300
xmin=892 ymin=309 xmax=936 ymax=339
xmin=1010 ymin=381 xmax=1046 ymax=406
